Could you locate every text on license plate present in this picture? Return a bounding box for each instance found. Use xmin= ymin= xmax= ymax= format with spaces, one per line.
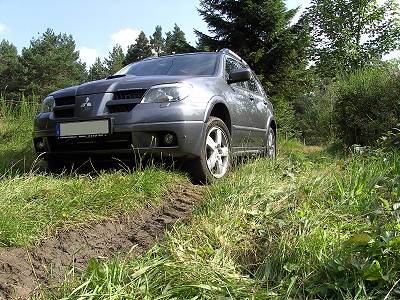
xmin=56 ymin=120 xmax=110 ymax=138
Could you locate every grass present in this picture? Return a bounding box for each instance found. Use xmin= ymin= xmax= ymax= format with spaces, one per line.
xmin=0 ymin=95 xmax=38 ymax=173
xmin=0 ymin=96 xmax=187 ymax=247
xmin=40 ymin=142 xmax=400 ymax=299
xmin=0 ymin=169 xmax=183 ymax=246
xmin=1 ymin=96 xmax=400 ymax=298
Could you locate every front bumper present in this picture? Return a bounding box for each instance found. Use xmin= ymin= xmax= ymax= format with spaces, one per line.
xmin=33 ymin=120 xmax=206 ymax=160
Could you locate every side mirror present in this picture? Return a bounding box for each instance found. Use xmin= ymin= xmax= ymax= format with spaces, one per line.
xmin=227 ymin=68 xmax=251 ymax=84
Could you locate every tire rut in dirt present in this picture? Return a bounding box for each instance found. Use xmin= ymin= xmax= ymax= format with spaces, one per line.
xmin=0 ymin=183 xmax=203 ymax=300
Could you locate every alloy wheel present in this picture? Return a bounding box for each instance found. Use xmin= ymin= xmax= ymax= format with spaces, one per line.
xmin=205 ymin=126 xmax=230 ymax=178
xmin=267 ymin=128 xmax=276 ymax=159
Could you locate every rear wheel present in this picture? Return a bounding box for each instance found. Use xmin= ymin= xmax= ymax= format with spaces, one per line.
xmin=190 ymin=117 xmax=231 ymax=183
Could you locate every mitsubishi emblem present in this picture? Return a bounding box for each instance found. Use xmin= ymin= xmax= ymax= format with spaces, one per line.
xmin=81 ymin=97 xmax=92 ymax=111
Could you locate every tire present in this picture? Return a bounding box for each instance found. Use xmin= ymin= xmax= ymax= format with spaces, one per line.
xmin=190 ymin=117 xmax=231 ymax=184
xmin=46 ymin=159 xmax=72 ymax=173
xmin=46 ymin=159 xmax=64 ymax=172
xmin=265 ymin=127 xmax=276 ymax=159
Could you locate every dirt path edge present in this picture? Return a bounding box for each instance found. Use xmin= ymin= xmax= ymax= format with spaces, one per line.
xmin=0 ymin=183 xmax=203 ymax=300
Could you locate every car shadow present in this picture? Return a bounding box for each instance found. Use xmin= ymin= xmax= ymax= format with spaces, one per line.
xmin=0 ymin=147 xmax=264 ymax=184
xmin=42 ymin=155 xmax=188 ymax=178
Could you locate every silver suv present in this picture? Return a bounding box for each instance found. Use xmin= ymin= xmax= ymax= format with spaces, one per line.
xmin=33 ymin=49 xmax=276 ymax=182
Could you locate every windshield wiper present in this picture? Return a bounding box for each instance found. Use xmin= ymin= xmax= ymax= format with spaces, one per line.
xmin=106 ymin=74 xmax=126 ymax=80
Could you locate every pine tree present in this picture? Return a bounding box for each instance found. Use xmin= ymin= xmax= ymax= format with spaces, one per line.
xmin=88 ymin=57 xmax=108 ymax=81
xmin=0 ymin=39 xmax=22 ymax=96
xmin=105 ymin=44 xmax=125 ymax=74
xmin=20 ymin=28 xmax=87 ymax=97
xmin=124 ymin=31 xmax=153 ymax=64
xmin=195 ymin=0 xmax=311 ymax=137
xmin=164 ymin=24 xmax=196 ymax=55
xmin=195 ymin=0 xmax=309 ymax=94
xmin=150 ymin=25 xmax=165 ymax=56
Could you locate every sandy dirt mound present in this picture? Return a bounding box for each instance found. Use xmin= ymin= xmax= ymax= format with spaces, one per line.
xmin=0 ymin=183 xmax=203 ymax=300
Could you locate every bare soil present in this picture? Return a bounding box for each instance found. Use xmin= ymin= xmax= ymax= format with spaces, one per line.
xmin=0 ymin=183 xmax=203 ymax=300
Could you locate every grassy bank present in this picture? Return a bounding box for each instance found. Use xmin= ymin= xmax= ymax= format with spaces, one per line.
xmin=44 ymin=142 xmax=400 ymax=299
xmin=0 ymin=97 xmax=187 ymax=247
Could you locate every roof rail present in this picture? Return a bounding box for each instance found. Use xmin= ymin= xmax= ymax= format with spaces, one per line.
xmin=219 ymin=48 xmax=248 ymax=65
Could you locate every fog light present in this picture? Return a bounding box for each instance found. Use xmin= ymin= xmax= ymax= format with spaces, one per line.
xmin=163 ymin=133 xmax=175 ymax=145
xmin=36 ymin=141 xmax=45 ymax=151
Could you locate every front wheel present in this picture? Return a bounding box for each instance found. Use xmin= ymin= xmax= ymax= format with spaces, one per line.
xmin=190 ymin=117 xmax=231 ymax=184
xmin=266 ymin=127 xmax=276 ymax=159
xmin=46 ymin=159 xmax=65 ymax=173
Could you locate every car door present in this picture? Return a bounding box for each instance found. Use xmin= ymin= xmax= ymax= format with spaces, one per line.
xmin=224 ymin=56 xmax=254 ymax=150
xmin=246 ymin=72 xmax=270 ymax=148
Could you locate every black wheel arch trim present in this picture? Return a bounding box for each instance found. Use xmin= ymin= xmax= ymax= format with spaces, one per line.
xmin=267 ymin=116 xmax=277 ymax=136
xmin=203 ymin=96 xmax=232 ymax=129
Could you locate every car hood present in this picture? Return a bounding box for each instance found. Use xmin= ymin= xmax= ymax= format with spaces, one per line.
xmin=50 ymin=75 xmax=199 ymax=98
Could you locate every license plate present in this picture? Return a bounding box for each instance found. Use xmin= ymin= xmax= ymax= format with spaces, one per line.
xmin=56 ymin=120 xmax=110 ymax=138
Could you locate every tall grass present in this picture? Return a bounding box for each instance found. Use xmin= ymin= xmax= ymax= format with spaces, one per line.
xmin=0 ymin=94 xmax=40 ymax=173
xmin=0 ymin=94 xmax=40 ymax=120
xmin=44 ymin=143 xmax=400 ymax=299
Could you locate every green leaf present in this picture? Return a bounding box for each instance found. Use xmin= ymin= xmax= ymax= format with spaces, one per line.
xmin=345 ymin=234 xmax=372 ymax=246
xmin=388 ymin=236 xmax=400 ymax=248
xmin=363 ymin=260 xmax=384 ymax=281
xmin=189 ymin=284 xmax=222 ymax=292
xmin=284 ymin=262 xmax=299 ymax=273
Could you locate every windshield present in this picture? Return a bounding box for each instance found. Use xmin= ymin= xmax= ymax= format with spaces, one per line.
xmin=116 ymin=53 xmax=218 ymax=77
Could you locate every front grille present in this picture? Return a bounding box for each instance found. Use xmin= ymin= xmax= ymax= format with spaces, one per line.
xmin=113 ymin=89 xmax=146 ymax=100
xmin=54 ymin=96 xmax=76 ymax=118
xmin=54 ymin=108 xmax=74 ymax=118
xmin=108 ymin=103 xmax=137 ymax=113
xmin=55 ymin=96 xmax=75 ymax=106
xmin=49 ymin=133 xmax=132 ymax=152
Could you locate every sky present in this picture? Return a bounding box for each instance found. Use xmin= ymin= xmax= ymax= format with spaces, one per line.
xmin=0 ymin=0 xmax=396 ymax=67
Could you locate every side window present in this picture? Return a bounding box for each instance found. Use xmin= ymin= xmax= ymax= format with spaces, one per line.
xmin=225 ymin=57 xmax=247 ymax=89
xmin=248 ymin=75 xmax=260 ymax=94
xmin=248 ymin=73 xmax=266 ymax=96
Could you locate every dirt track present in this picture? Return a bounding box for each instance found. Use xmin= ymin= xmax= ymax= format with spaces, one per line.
xmin=0 ymin=183 xmax=203 ymax=300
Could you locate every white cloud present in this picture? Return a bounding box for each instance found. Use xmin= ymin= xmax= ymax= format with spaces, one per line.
xmin=79 ymin=47 xmax=98 ymax=67
xmin=0 ymin=23 xmax=9 ymax=35
xmin=383 ymin=50 xmax=400 ymax=61
xmin=111 ymin=28 xmax=140 ymax=53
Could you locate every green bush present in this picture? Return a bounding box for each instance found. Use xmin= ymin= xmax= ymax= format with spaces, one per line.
xmin=269 ymin=95 xmax=299 ymax=139
xmin=296 ymin=79 xmax=338 ymax=145
xmin=334 ymin=66 xmax=400 ymax=146
xmin=378 ymin=126 xmax=400 ymax=151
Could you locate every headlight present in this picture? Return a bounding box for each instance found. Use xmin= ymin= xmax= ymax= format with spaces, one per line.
xmin=142 ymin=83 xmax=191 ymax=103
xmin=41 ymin=96 xmax=55 ymax=112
